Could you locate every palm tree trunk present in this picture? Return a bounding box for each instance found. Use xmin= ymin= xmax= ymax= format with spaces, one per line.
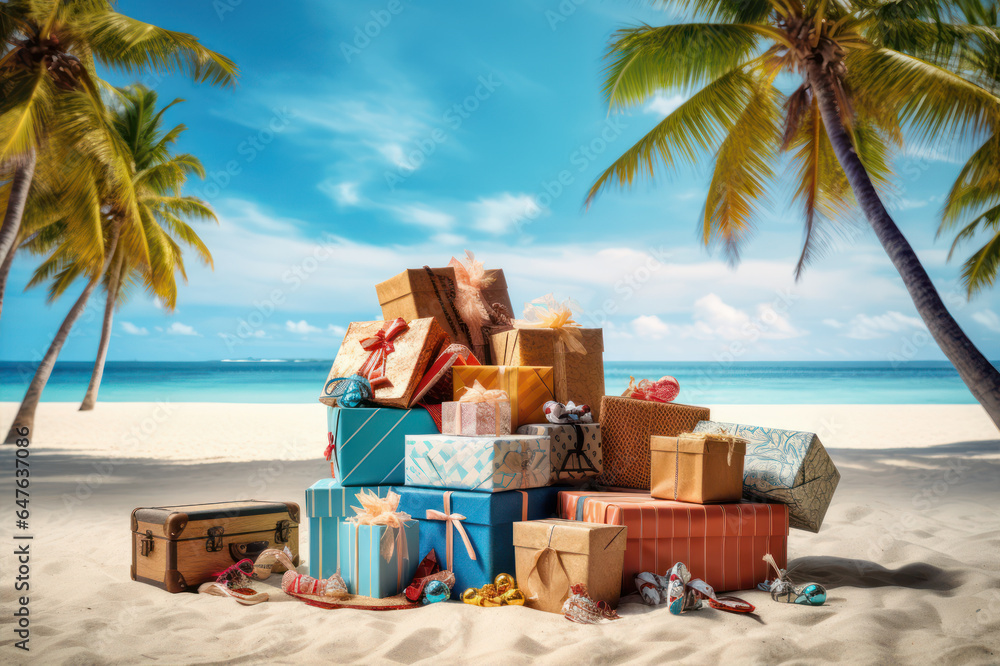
xmin=0 ymin=148 xmax=37 ymax=322
xmin=806 ymin=57 xmax=1000 ymax=430
xmin=4 ymin=222 xmax=121 ymax=444
xmin=79 ymin=252 xmax=123 ymax=411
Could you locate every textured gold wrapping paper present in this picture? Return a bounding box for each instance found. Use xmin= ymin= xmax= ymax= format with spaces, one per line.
xmin=650 ymin=434 xmax=746 ymax=503
xmin=319 ymin=318 xmax=448 ymax=409
xmin=490 ymin=328 xmax=605 ymax=421
xmin=513 ymin=519 xmax=627 ymax=614
xmin=376 ymin=267 xmax=513 ymax=363
xmin=452 ymin=366 xmax=555 ymax=431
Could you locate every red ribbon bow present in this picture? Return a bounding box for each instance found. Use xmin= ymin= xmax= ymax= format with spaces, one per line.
xmin=357 ymin=318 xmax=408 ymax=388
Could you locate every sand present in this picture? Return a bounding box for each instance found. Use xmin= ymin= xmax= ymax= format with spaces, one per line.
xmin=0 ymin=401 xmax=998 ymax=665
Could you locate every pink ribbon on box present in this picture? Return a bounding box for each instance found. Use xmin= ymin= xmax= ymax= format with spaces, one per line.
xmin=512 ymin=294 xmax=587 ymax=354
xmin=347 ymin=490 xmax=412 ymax=594
xmin=458 ymin=380 xmax=508 ymax=404
xmin=425 ymin=491 xmax=477 ymax=572
xmin=356 ymin=318 xmax=409 ymax=389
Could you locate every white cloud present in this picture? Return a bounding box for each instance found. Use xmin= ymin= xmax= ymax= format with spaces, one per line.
xmin=166 ymin=322 xmax=200 ymax=336
xmin=391 ymin=204 xmax=454 ymax=230
xmin=632 ymin=315 xmax=672 ymax=339
xmin=843 ymin=311 xmax=925 ymax=339
xmin=320 ymin=180 xmax=361 ymax=206
xmin=120 ymin=321 xmax=148 ymax=336
xmin=470 ymin=193 xmax=541 ymax=234
xmin=327 ymin=324 xmax=347 ymax=337
xmin=645 ymin=93 xmax=687 ymax=116
xmin=431 ymin=233 xmax=466 ymax=247
xmin=286 ymin=320 xmax=322 ymax=335
xmin=973 ymin=310 xmax=1000 ymax=333
xmin=822 ymin=318 xmax=843 ymax=329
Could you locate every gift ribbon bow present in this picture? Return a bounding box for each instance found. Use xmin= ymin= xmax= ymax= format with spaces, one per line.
xmin=525 ymin=524 xmax=572 ymax=609
xmin=458 ymin=380 xmax=508 ymax=404
xmin=448 ymin=251 xmax=496 ymax=348
xmin=324 ymin=374 xmax=373 ymax=409
xmin=512 ymin=294 xmax=586 ymax=354
xmin=347 ymin=490 xmax=412 ymax=594
xmin=356 ymin=318 xmax=409 ymax=388
xmin=425 ymin=491 xmax=477 ymax=572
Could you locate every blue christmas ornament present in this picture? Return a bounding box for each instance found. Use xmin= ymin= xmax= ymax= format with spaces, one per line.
xmin=422 ymin=580 xmax=450 ymax=604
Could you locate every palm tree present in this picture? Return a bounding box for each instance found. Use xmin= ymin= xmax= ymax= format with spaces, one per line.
xmin=76 ymin=85 xmax=214 ymax=411
xmin=0 ymin=0 xmax=235 ymax=321
xmin=586 ymin=0 xmax=1000 ymax=428
xmin=2 ymin=2 xmax=236 ymax=443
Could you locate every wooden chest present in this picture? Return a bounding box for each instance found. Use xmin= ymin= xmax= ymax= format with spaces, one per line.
xmin=131 ymin=500 xmax=300 ymax=593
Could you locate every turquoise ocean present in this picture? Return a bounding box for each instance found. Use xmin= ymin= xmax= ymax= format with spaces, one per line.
xmin=0 ymin=360 xmax=990 ymax=404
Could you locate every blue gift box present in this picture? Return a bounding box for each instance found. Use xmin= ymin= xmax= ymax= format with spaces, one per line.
xmin=305 ymin=479 xmax=396 ymax=579
xmin=396 ymin=486 xmax=563 ymax=597
xmin=327 ymin=406 xmax=439 ymax=486
xmin=339 ymin=521 xmax=420 ymax=598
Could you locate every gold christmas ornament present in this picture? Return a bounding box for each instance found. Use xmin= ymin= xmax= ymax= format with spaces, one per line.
xmin=461 ymin=574 xmax=525 ymax=606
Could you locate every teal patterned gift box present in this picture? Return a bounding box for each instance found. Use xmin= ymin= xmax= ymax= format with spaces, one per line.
xmin=338 ymin=520 xmax=420 ymax=598
xmin=305 ymin=480 xmax=396 ymax=579
xmin=693 ymin=420 xmax=840 ymax=532
xmin=405 ymin=434 xmax=551 ymax=492
xmin=326 ymin=406 xmax=439 ymax=485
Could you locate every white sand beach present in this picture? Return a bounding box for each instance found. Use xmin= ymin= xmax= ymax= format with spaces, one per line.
xmin=1 ymin=402 xmax=998 ymax=664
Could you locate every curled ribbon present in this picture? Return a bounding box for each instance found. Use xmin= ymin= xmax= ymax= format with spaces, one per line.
xmin=357 ymin=318 xmax=409 ymax=388
xmin=513 ymin=294 xmax=586 ymax=354
xmin=347 ymin=490 xmax=413 ymax=594
xmin=425 ymin=491 xmax=477 ymax=572
xmin=458 ymin=380 xmax=509 ymax=404
xmin=324 ymin=374 xmax=373 ymax=409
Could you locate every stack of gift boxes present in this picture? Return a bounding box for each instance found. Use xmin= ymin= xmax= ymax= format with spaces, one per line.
xmin=305 ymin=253 xmax=841 ymax=612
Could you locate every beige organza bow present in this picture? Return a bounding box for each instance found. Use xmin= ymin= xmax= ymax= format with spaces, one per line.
xmin=448 ymin=251 xmax=495 ymax=344
xmin=347 ymin=490 xmax=412 ymax=561
xmin=458 ymin=380 xmax=509 ymax=404
xmin=513 ymin=294 xmax=586 ymax=354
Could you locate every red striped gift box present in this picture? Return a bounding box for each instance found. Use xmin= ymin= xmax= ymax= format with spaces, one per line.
xmin=558 ymin=491 xmax=788 ymax=594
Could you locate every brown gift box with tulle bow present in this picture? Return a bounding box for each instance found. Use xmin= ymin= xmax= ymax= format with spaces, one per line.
xmin=375 ymin=267 xmax=513 ymax=364
xmin=319 ymin=317 xmax=449 ymax=409
xmin=513 ymin=519 xmax=627 ymax=614
xmin=650 ymin=433 xmax=747 ymax=504
xmin=490 ymin=328 xmax=605 ymax=421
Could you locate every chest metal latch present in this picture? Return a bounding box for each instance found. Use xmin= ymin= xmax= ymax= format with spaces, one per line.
xmin=206 ymin=526 xmax=225 ymax=552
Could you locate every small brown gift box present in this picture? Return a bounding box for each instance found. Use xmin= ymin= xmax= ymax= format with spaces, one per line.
xmin=650 ymin=433 xmax=747 ymax=503
xmin=441 ymin=400 xmax=512 ymax=436
xmin=595 ymin=396 xmax=711 ymax=490
xmin=490 ymin=328 xmax=606 ymax=421
xmin=319 ymin=317 xmax=448 ymax=409
xmin=513 ymin=519 xmax=627 ymax=614
xmin=376 ymin=266 xmax=513 ymax=363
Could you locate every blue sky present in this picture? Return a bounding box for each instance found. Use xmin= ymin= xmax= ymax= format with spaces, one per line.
xmin=2 ymin=0 xmax=999 ymax=363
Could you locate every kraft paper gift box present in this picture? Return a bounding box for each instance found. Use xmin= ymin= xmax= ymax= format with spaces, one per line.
xmin=650 ymin=432 xmax=746 ymax=503
xmin=305 ymin=480 xmax=395 ymax=579
xmin=517 ymin=423 xmax=602 ymax=483
xmin=513 ymin=519 xmax=626 ymax=614
xmin=693 ymin=420 xmax=841 ymax=532
xmin=595 ymin=396 xmax=711 ymax=490
xmin=395 ymin=486 xmax=563 ymax=598
xmin=441 ymin=400 xmax=512 ymax=436
xmin=319 ymin=317 xmax=448 ymax=409
xmin=559 ymin=491 xmax=789 ymax=594
xmin=375 ymin=259 xmax=514 ymax=364
xmin=491 ymin=327 xmax=606 ymax=421
xmin=405 ymin=434 xmax=550 ymax=492
xmin=453 ymin=365 xmax=555 ymax=430
xmin=326 ymin=406 xmax=440 ymax=485
xmin=338 ymin=519 xmax=420 ymax=598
